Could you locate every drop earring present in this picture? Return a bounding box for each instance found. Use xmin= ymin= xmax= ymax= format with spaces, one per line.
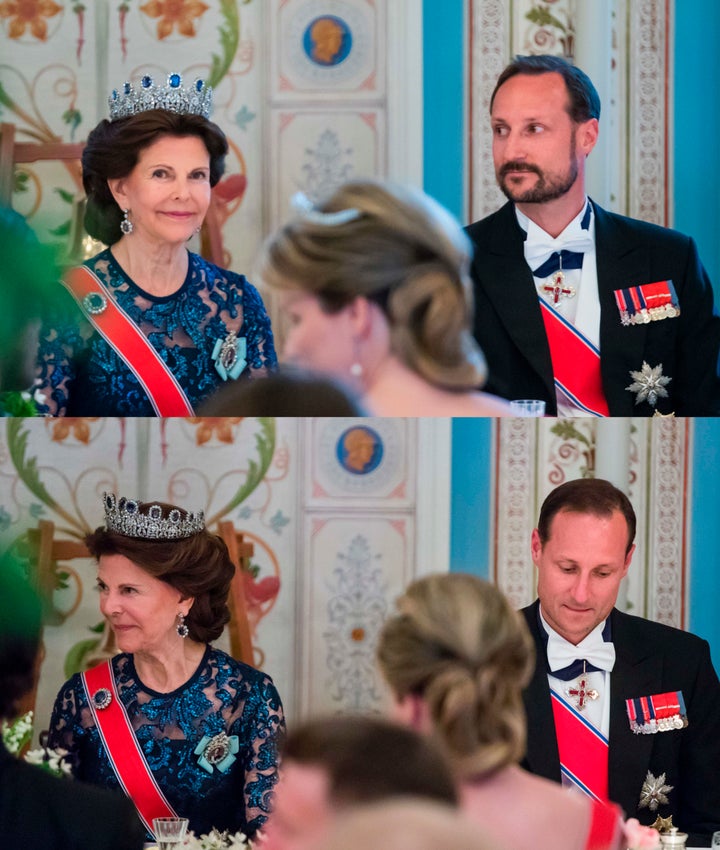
xmin=120 ymin=208 xmax=133 ymax=235
xmin=176 ymin=613 xmax=189 ymax=638
xmin=349 ymin=340 xmax=363 ymax=378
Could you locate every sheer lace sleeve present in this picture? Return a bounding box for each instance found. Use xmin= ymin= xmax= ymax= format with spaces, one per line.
xmin=237 ymin=672 xmax=285 ymax=834
xmin=46 ymin=674 xmax=87 ymax=768
xmin=34 ymin=300 xmax=92 ymax=417
xmin=241 ymin=280 xmax=277 ymax=376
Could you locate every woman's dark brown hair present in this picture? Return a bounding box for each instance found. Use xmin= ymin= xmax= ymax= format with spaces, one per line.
xmin=85 ymin=501 xmax=235 ymax=643
xmin=82 ymin=110 xmax=228 ymax=245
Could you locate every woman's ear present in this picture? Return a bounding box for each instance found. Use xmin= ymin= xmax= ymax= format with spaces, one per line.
xmin=346 ymin=295 xmax=373 ymax=338
xmin=393 ymin=693 xmax=432 ymax=733
xmin=177 ymin=592 xmax=195 ymax=615
xmin=107 ymin=177 xmax=128 ymax=210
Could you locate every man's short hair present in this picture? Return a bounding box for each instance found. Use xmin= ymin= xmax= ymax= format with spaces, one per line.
xmin=537 ymin=478 xmax=636 ymax=555
xmin=283 ymin=715 xmax=457 ymax=807
xmin=490 ymin=54 xmax=601 ymax=123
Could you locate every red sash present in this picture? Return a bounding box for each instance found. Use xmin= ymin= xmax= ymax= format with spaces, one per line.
xmin=62 ymin=266 xmax=195 ymax=416
xmin=585 ymin=799 xmax=622 ymax=850
xmin=82 ymin=661 xmax=178 ymax=833
xmin=551 ymin=691 xmax=609 ymax=802
xmin=539 ymin=298 xmax=610 ymax=417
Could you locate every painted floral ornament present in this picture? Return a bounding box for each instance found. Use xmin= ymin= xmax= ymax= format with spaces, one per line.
xmin=639 ymin=771 xmax=674 ymax=812
xmin=194 ymin=731 xmax=239 ymax=774
xmin=626 ymin=362 xmax=672 ymax=407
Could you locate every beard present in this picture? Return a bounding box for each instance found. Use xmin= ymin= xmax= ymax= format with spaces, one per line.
xmin=496 ymin=131 xmax=579 ymax=204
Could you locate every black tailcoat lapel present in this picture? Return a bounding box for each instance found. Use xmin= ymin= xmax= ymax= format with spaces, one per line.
xmin=606 ymin=607 xmax=658 ymax=815
xmin=520 ymin=601 xmax=561 ymax=780
xmin=594 ymin=204 xmax=652 ymax=415
xmin=467 ymin=203 xmax=556 ymax=406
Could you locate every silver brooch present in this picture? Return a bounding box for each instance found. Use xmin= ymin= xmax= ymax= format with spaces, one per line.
xmin=82 ymin=292 xmax=107 ymax=315
xmin=626 ymin=361 xmax=671 ymax=407
xmin=194 ymin=731 xmax=240 ymax=774
xmin=92 ymin=688 xmax=112 ymax=710
xmin=212 ymin=332 xmax=247 ymax=381
xmin=639 ymin=771 xmax=673 ymax=811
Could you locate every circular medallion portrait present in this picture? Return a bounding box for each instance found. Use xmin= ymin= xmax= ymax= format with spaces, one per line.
xmin=336 ymin=425 xmax=383 ymax=475
xmin=303 ymin=14 xmax=353 ymax=67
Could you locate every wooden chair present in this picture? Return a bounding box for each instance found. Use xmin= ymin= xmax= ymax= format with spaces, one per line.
xmin=22 ymin=519 xmax=91 ymax=721
xmin=217 ymin=520 xmax=256 ymax=666
xmin=0 ymin=122 xmax=84 ymax=207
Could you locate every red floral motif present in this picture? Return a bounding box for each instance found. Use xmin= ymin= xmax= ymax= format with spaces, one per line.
xmin=243 ymin=572 xmax=280 ymax=632
xmin=188 ymin=417 xmax=243 ymax=445
xmin=0 ymin=0 xmax=62 ymax=41
xmin=50 ymin=418 xmax=99 ymax=445
xmin=213 ymin=174 xmax=247 ymax=205
xmin=139 ymin=0 xmax=209 ymax=40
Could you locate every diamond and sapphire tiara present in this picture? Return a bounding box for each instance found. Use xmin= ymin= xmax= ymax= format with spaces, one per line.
xmin=103 ymin=492 xmax=205 ymax=539
xmin=108 ymin=72 xmax=213 ymax=122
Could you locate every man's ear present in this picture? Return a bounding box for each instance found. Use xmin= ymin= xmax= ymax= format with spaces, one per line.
xmin=530 ymin=527 xmax=543 ymax=565
xmin=578 ymin=118 xmax=599 ymax=156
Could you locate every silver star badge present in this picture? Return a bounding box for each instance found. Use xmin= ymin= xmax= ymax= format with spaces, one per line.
xmin=626 ymin=361 xmax=671 ymax=407
xmin=639 ymin=771 xmax=674 ymax=811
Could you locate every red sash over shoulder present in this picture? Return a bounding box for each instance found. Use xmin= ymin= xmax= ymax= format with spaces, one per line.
xmin=551 ymin=690 xmax=609 ymax=802
xmin=63 ymin=265 xmax=195 ymax=416
xmin=82 ymin=661 xmax=178 ymax=833
xmin=585 ymin=799 xmax=623 ymax=850
xmin=539 ymin=298 xmax=610 ymax=417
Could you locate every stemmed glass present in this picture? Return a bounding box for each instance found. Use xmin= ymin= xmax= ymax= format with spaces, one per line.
xmin=152 ymin=817 xmax=189 ymax=850
xmin=509 ymin=399 xmax=546 ymax=417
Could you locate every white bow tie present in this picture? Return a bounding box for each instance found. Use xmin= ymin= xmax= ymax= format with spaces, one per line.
xmin=524 ymin=228 xmax=596 ymax=273
xmin=546 ymin=633 xmax=616 ymax=674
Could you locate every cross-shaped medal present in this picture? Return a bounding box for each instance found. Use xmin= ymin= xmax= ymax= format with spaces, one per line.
xmin=542 ymin=271 xmax=576 ymax=304
xmin=566 ymin=676 xmax=599 ymax=711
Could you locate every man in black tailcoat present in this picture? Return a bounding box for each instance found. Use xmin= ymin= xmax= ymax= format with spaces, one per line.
xmin=519 ymin=478 xmax=720 ymax=846
xmin=466 ymin=55 xmax=720 ymax=416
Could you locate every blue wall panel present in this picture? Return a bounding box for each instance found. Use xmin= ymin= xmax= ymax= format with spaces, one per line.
xmin=450 ymin=418 xmax=493 ymax=578
xmin=674 ymin=0 xmax=720 ymax=291
xmin=422 ymin=0 xmax=465 ymax=220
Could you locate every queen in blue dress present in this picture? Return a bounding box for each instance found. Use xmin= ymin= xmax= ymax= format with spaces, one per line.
xmin=34 ymin=73 xmax=276 ymax=416
xmin=47 ymin=493 xmax=285 ymax=840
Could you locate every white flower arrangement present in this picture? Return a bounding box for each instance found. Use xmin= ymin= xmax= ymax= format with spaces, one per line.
xmin=1 ymin=709 xmax=34 ymax=754
xmin=1 ymin=710 xmax=73 ymax=777
xmin=182 ymin=829 xmax=251 ymax=850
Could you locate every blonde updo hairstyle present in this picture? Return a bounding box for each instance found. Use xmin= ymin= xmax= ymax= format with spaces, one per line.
xmin=377 ymin=573 xmax=535 ymax=778
xmin=260 ymin=180 xmax=487 ymax=391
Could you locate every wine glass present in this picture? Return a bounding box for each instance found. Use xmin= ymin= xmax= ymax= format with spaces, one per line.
xmin=509 ymin=399 xmax=546 ymax=417
xmin=152 ymin=817 xmax=188 ymax=850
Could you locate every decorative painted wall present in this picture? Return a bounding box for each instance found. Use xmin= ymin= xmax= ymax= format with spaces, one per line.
xmin=0 ymin=416 xmax=450 ymax=734
xmin=0 ymin=0 xmax=423 ymax=300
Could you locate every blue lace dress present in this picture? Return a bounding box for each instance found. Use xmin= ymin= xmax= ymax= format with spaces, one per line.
xmin=47 ymin=646 xmax=285 ymax=840
xmin=34 ymin=249 xmax=277 ymax=415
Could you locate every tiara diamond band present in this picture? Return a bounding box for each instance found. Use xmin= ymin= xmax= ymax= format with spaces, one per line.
xmin=108 ymin=72 xmax=213 ymax=121
xmin=103 ymin=492 xmax=205 ymax=539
